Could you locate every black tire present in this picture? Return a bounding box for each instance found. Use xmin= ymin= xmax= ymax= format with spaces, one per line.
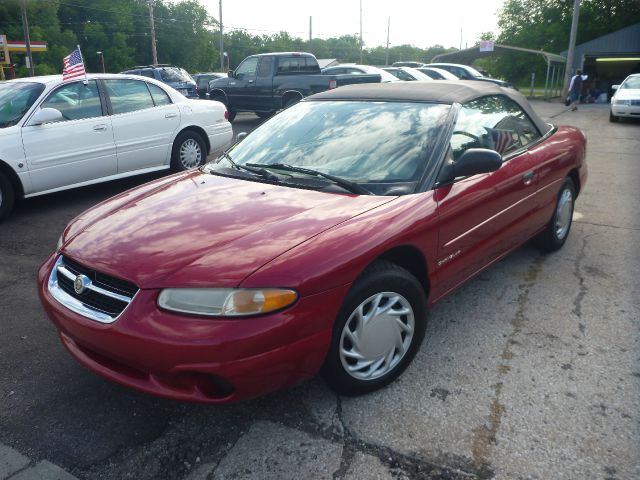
xmin=211 ymin=95 xmax=236 ymax=122
xmin=170 ymin=130 xmax=207 ymax=172
xmin=255 ymin=111 xmax=275 ymax=119
xmin=609 ymin=111 xmax=619 ymax=123
xmin=283 ymin=96 xmax=301 ymax=109
xmin=322 ymin=260 xmax=427 ymax=396
xmin=0 ymin=172 xmax=16 ymax=221
xmin=534 ymin=177 xmax=576 ymax=252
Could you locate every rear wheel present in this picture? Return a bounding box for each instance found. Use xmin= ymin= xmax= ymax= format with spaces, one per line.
xmin=255 ymin=111 xmax=275 ymax=119
xmin=170 ymin=131 xmax=207 ymax=172
xmin=283 ymin=96 xmax=301 ymax=109
xmin=535 ymin=177 xmax=575 ymax=252
xmin=0 ymin=172 xmax=16 ymax=221
xmin=609 ymin=111 xmax=619 ymax=123
xmin=323 ymin=261 xmax=427 ymax=396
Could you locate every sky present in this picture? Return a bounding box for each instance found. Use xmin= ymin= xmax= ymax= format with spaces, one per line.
xmin=199 ymin=0 xmax=507 ymax=50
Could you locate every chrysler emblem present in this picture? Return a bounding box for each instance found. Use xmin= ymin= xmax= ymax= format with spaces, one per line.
xmin=74 ymin=274 xmax=91 ymax=295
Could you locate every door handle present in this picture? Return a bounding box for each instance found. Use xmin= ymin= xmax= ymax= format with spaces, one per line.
xmin=248 ymin=79 xmax=255 ymax=84
xmin=93 ymin=124 xmax=107 ymax=132
xmin=165 ymin=113 xmax=177 ymax=119
xmin=522 ymin=171 xmax=535 ymax=185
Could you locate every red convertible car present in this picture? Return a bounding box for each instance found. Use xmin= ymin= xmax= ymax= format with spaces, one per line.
xmin=38 ymin=82 xmax=587 ymax=403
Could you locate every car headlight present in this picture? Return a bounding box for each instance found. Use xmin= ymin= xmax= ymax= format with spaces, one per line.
xmin=157 ymin=288 xmax=298 ymax=317
xmin=613 ymin=99 xmax=629 ymax=106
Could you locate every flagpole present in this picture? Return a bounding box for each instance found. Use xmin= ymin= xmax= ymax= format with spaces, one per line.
xmin=77 ymin=44 xmax=88 ymax=84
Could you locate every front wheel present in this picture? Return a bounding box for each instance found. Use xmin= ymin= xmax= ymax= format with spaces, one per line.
xmin=170 ymin=131 xmax=207 ymax=172
xmin=609 ymin=111 xmax=619 ymax=123
xmin=0 ymin=172 xmax=16 ymax=221
xmin=322 ymin=261 xmax=427 ymax=396
xmin=535 ymin=177 xmax=576 ymax=252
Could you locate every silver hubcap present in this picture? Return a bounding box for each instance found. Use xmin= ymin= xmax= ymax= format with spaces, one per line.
xmin=555 ymin=187 xmax=573 ymax=240
xmin=339 ymin=292 xmax=415 ymax=381
xmin=179 ymin=138 xmax=202 ymax=169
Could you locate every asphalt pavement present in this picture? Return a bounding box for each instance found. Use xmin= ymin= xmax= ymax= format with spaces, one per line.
xmin=0 ymin=104 xmax=638 ymax=480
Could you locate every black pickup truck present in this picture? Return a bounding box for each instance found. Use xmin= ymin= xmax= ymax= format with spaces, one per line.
xmin=208 ymin=52 xmax=381 ymax=121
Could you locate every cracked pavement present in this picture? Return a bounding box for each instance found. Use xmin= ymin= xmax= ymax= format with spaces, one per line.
xmin=1 ymin=105 xmax=639 ymax=479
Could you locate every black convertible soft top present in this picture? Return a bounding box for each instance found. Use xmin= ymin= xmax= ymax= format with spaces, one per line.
xmin=308 ymin=80 xmax=552 ymax=135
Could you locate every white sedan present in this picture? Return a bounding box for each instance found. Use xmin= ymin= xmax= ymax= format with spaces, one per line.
xmin=610 ymin=73 xmax=640 ymax=122
xmin=0 ymin=73 xmax=233 ymax=219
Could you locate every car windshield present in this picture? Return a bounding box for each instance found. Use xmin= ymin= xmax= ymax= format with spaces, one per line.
xmin=159 ymin=67 xmax=192 ymax=83
xmin=621 ymin=76 xmax=640 ymax=89
xmin=0 ymin=82 xmax=45 ymax=128
xmin=207 ymin=100 xmax=450 ymax=194
xmin=465 ymin=66 xmax=485 ymax=78
xmin=360 ymin=67 xmax=400 ymax=82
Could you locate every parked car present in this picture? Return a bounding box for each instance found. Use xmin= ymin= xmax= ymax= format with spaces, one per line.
xmin=192 ymin=72 xmax=226 ymax=98
xmin=382 ymin=67 xmax=433 ymax=81
xmin=416 ymin=67 xmax=459 ymax=81
xmin=428 ymin=63 xmax=513 ymax=88
xmin=392 ymin=61 xmax=426 ymax=68
xmin=0 ymin=74 xmax=232 ymax=219
xmin=208 ymin=52 xmax=381 ymax=121
xmin=38 ymin=81 xmax=587 ymax=403
xmin=322 ymin=64 xmax=399 ymax=83
xmin=609 ymin=73 xmax=640 ymax=122
xmin=120 ymin=65 xmax=198 ymax=98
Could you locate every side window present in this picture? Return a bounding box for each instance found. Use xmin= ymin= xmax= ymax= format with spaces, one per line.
xmin=257 ymin=57 xmax=274 ymax=77
xmin=104 ymin=79 xmax=155 ymax=114
xmin=235 ymin=57 xmax=258 ymax=78
xmin=139 ymin=69 xmax=155 ymax=79
xmin=451 ymin=95 xmax=542 ymax=161
xmin=41 ymin=80 xmax=102 ymax=121
xmin=277 ymin=56 xmax=308 ymax=74
xmin=147 ymin=83 xmax=172 ymax=106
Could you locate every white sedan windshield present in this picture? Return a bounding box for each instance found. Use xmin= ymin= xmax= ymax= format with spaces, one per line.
xmin=0 ymin=82 xmax=45 ymax=128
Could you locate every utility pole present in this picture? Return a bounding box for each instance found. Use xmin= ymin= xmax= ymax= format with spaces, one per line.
xmin=385 ymin=16 xmax=390 ymax=66
xmin=219 ymin=0 xmax=224 ymax=71
xmin=309 ymin=16 xmax=312 ymax=44
xmin=21 ymin=0 xmax=34 ymax=76
xmin=359 ymin=0 xmax=363 ymax=64
xmin=459 ymin=17 xmax=463 ymax=51
xmin=148 ymin=0 xmax=158 ymax=65
xmin=562 ymin=0 xmax=581 ymax=97
xmin=97 ymin=51 xmax=106 ymax=73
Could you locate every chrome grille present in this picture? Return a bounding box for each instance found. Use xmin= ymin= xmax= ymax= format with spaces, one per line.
xmin=48 ymin=256 xmax=138 ymax=323
xmin=630 ymin=99 xmax=640 ymax=106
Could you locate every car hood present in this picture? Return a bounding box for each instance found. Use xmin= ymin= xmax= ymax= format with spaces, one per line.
xmin=615 ymin=89 xmax=640 ymax=99
xmin=62 ymin=171 xmax=397 ymax=289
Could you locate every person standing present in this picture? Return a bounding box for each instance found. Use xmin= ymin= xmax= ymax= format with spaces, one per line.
xmin=568 ymin=69 xmax=588 ymax=111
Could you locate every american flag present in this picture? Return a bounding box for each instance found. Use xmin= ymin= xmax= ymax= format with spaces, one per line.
xmin=62 ymin=47 xmax=86 ymax=81
xmin=491 ymin=129 xmax=515 ymax=155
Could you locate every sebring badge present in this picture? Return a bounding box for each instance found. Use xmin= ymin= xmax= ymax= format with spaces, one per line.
xmin=73 ymin=274 xmax=91 ymax=295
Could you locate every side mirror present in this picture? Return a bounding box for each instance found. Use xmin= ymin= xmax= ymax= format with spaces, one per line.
xmin=612 ymin=84 xmax=620 ymax=91
xmin=227 ymin=70 xmax=235 ymax=78
xmin=31 ymin=107 xmax=64 ymax=126
xmin=453 ymin=148 xmax=502 ymax=178
xmin=235 ymin=132 xmax=247 ymax=143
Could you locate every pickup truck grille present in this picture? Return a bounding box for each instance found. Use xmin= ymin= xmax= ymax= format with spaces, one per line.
xmin=48 ymin=256 xmax=138 ymax=323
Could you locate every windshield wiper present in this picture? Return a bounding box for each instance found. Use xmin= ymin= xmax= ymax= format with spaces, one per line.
xmin=246 ymin=163 xmax=370 ymax=195
xmin=216 ymin=153 xmax=279 ymax=181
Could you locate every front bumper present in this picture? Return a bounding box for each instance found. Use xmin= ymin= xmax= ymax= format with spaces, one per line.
xmin=38 ymin=254 xmax=348 ymax=403
xmin=611 ymin=104 xmax=640 ymax=118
